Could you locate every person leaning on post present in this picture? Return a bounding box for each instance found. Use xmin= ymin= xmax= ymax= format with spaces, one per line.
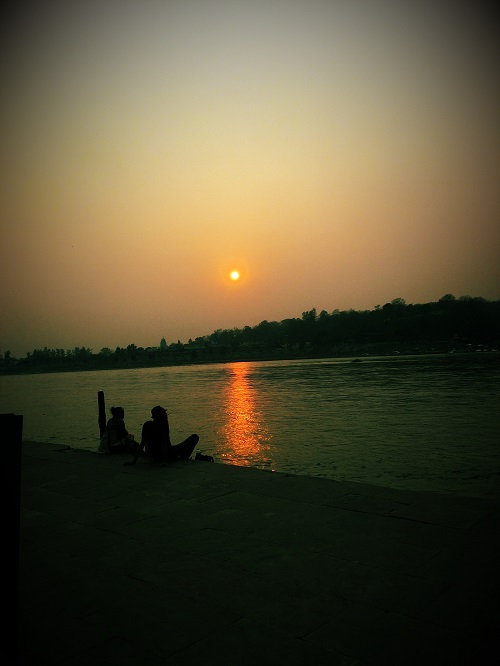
xmin=98 ymin=406 xmax=137 ymax=454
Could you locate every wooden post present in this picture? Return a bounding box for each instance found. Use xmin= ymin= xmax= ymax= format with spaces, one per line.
xmin=98 ymin=391 xmax=106 ymax=436
xmin=1 ymin=413 xmax=23 ymax=664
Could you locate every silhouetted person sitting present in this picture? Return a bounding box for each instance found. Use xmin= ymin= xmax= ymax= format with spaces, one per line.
xmin=137 ymin=405 xmax=199 ymax=465
xmin=99 ymin=406 xmax=137 ymax=454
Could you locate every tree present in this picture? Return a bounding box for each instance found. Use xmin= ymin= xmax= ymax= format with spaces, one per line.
xmin=1 ymin=350 xmax=13 ymax=367
xmin=126 ymin=344 xmax=138 ymax=360
xmin=390 ymin=298 xmax=406 ymax=308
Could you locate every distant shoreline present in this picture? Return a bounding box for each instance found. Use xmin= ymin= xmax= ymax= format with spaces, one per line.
xmin=3 ymin=296 xmax=498 ymax=376
xmin=1 ymin=344 xmax=498 ymax=377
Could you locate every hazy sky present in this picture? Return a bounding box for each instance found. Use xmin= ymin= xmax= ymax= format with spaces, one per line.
xmin=1 ymin=0 xmax=499 ymax=356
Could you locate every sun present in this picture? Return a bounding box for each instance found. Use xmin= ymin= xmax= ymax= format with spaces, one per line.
xmin=230 ymin=270 xmax=240 ymax=281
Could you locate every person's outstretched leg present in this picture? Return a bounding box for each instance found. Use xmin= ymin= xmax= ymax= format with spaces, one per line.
xmin=171 ymin=434 xmax=199 ymax=460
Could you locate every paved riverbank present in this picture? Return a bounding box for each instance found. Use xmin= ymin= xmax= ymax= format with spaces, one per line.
xmin=17 ymin=441 xmax=500 ymax=665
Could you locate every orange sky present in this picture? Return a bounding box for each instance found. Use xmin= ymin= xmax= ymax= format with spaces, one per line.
xmin=1 ymin=0 xmax=499 ymax=357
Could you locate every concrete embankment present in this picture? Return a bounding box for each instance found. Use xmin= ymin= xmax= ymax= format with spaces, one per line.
xmin=16 ymin=441 xmax=500 ymax=665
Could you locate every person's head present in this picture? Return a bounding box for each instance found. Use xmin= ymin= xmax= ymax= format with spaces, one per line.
xmin=111 ymin=406 xmax=124 ymax=419
xmin=151 ymin=405 xmax=167 ymax=420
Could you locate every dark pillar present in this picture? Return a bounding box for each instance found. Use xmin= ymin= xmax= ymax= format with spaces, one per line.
xmin=1 ymin=413 xmax=23 ymax=665
xmin=98 ymin=391 xmax=106 ymax=436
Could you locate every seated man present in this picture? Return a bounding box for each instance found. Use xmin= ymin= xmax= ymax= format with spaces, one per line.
xmin=141 ymin=405 xmax=199 ymax=465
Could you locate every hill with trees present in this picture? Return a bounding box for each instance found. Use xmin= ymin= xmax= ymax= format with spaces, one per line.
xmin=1 ymin=295 xmax=499 ymax=374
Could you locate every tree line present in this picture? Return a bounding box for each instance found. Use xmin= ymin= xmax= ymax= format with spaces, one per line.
xmin=1 ymin=295 xmax=499 ymax=374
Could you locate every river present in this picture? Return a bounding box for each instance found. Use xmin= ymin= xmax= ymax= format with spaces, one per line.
xmin=1 ymin=354 xmax=499 ymax=498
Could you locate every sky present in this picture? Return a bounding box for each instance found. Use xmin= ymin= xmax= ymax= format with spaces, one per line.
xmin=1 ymin=0 xmax=499 ymax=357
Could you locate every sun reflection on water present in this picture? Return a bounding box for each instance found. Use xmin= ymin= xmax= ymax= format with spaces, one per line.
xmin=218 ymin=362 xmax=272 ymax=467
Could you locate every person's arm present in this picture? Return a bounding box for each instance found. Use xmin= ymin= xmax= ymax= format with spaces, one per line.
xmin=117 ymin=418 xmax=128 ymax=439
xmin=162 ymin=416 xmax=172 ymax=462
xmin=123 ymin=421 xmax=148 ymax=466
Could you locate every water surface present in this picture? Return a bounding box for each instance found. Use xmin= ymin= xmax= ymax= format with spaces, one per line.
xmin=1 ymin=354 xmax=498 ymax=498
